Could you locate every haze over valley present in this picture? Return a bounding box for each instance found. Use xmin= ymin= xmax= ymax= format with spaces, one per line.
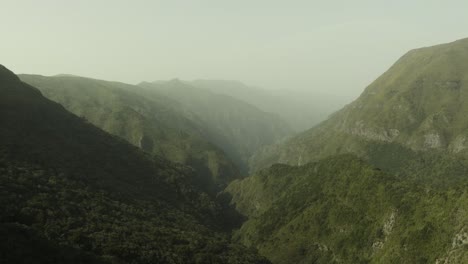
xmin=1 ymin=1 xmax=468 ymax=263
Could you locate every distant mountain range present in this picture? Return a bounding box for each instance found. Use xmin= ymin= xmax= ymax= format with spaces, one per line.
xmin=138 ymin=79 xmax=293 ymax=173
xmin=190 ymin=79 xmax=348 ymax=131
xmin=19 ymin=74 xmax=241 ymax=193
xmin=20 ymin=75 xmax=296 ymax=192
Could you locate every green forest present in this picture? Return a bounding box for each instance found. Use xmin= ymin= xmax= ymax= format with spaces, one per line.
xmin=1 ymin=14 xmax=468 ymax=264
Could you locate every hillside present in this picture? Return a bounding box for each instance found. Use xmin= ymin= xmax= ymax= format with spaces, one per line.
xmin=191 ymin=80 xmax=347 ymax=131
xmin=251 ymin=38 xmax=468 ymax=174
xmin=19 ymin=74 xmax=240 ymax=193
xmin=138 ymin=80 xmax=293 ymax=173
xmin=226 ymin=155 xmax=468 ymax=263
xmin=0 ymin=65 xmax=269 ymax=264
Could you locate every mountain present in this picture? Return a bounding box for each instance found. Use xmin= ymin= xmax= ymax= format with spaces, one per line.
xmin=190 ymin=80 xmax=347 ymax=131
xmin=19 ymin=74 xmax=240 ymax=193
xmin=251 ymin=38 xmax=468 ymax=176
xmin=138 ymin=80 xmax=293 ymax=173
xmin=0 ymin=65 xmax=269 ymax=264
xmin=228 ymin=38 xmax=468 ymax=263
xmin=226 ymin=154 xmax=468 ymax=263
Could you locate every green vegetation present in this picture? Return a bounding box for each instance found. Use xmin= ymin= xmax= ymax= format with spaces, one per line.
xmin=236 ymin=38 xmax=468 ymax=263
xmin=138 ymin=79 xmax=293 ymax=173
xmin=227 ymin=155 xmax=468 ymax=263
xmin=0 ymin=65 xmax=269 ymax=264
xmin=19 ymin=74 xmax=240 ymax=193
xmin=4 ymin=37 xmax=468 ymax=264
xmin=0 ymin=223 xmax=105 ymax=264
xmin=251 ymin=38 xmax=468 ymax=172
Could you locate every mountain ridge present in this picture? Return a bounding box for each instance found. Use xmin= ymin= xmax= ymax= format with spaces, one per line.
xmin=19 ymin=74 xmax=242 ymax=193
xmin=138 ymin=79 xmax=294 ymax=173
xmin=250 ymin=37 xmax=468 ymax=173
xmin=1 ymin=64 xmax=270 ymax=264
xmin=189 ymin=79 xmax=347 ymax=131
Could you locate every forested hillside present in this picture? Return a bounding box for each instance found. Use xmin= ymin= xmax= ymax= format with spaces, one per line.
xmin=0 ymin=65 xmax=269 ymax=264
xmin=229 ymin=38 xmax=468 ymax=264
xmin=139 ymin=79 xmax=293 ymax=173
xmin=227 ymin=155 xmax=468 ymax=263
xmin=4 ymin=37 xmax=468 ymax=264
xmin=250 ymin=38 xmax=468 ymax=173
xmin=19 ymin=74 xmax=241 ymax=193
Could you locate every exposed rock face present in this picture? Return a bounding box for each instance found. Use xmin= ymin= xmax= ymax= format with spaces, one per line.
xmin=346 ymin=122 xmax=402 ymax=142
xmin=347 ymin=121 xmax=397 ymax=142
xmin=450 ymin=135 xmax=467 ymax=153
xmin=452 ymin=229 xmax=468 ymax=248
xmin=383 ymin=210 xmax=396 ymax=235
xmin=372 ymin=209 xmax=397 ymax=253
xmin=436 ymin=227 xmax=468 ymax=264
xmin=424 ymin=132 xmax=443 ymax=149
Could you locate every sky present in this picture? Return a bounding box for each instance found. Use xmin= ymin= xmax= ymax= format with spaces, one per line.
xmin=1 ymin=0 xmax=468 ymax=100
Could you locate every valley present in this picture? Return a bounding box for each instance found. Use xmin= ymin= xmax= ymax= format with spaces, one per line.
xmin=1 ymin=37 xmax=468 ymax=263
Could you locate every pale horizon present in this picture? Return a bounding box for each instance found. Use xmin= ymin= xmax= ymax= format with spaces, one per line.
xmin=2 ymin=0 xmax=468 ymax=100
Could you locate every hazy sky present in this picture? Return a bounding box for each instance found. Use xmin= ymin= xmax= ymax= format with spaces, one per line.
xmin=1 ymin=0 xmax=467 ymax=100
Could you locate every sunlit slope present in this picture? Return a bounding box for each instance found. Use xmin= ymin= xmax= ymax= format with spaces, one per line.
xmin=227 ymin=155 xmax=468 ymax=263
xmin=251 ymin=38 xmax=468 ymax=173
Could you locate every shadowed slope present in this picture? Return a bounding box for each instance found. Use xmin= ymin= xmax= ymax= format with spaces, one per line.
xmin=20 ymin=74 xmax=241 ymax=193
xmin=0 ymin=65 xmax=269 ymax=264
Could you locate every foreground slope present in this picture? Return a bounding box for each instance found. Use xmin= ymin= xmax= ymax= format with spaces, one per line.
xmin=0 ymin=65 xmax=268 ymax=264
xmin=19 ymin=74 xmax=240 ymax=192
xmin=139 ymin=80 xmax=293 ymax=173
xmin=251 ymin=38 xmax=468 ymax=174
xmin=227 ymin=155 xmax=468 ymax=263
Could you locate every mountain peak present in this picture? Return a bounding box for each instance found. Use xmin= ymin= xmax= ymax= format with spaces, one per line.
xmin=168 ymin=78 xmax=184 ymax=85
xmin=53 ymin=73 xmax=80 ymax=78
xmin=251 ymin=37 xmax=468 ymax=172
xmin=0 ymin=65 xmax=20 ymax=82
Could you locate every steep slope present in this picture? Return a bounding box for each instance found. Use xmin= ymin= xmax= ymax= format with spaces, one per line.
xmin=19 ymin=74 xmax=240 ymax=193
xmin=226 ymin=155 xmax=468 ymax=263
xmin=251 ymin=37 xmax=468 ymax=174
xmin=138 ymin=80 xmax=293 ymax=173
xmin=0 ymin=223 xmax=104 ymax=264
xmin=0 ymin=65 xmax=269 ymax=264
xmin=191 ymin=80 xmax=346 ymax=131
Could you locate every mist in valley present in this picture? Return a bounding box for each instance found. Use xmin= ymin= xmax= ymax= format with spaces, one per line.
xmin=1 ymin=1 xmax=468 ymax=263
